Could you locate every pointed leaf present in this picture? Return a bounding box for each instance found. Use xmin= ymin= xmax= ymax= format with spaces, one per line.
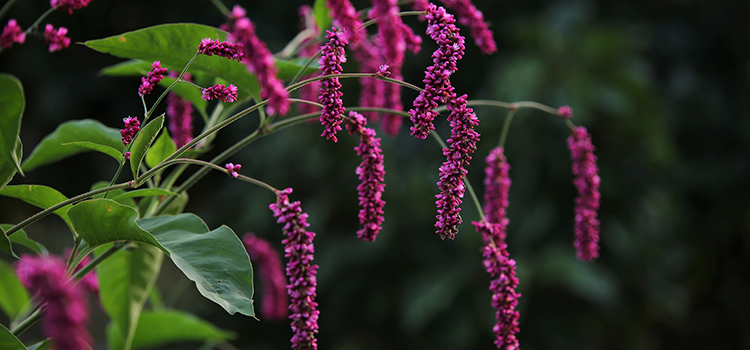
xmin=313 ymin=0 xmax=332 ymax=33
xmin=145 ymin=130 xmax=176 ymax=169
xmin=62 ymin=141 xmax=122 ymax=163
xmin=26 ymin=340 xmax=50 ymax=350
xmin=0 ymin=259 xmax=30 ymax=319
xmin=0 ymin=225 xmax=14 ymax=258
xmin=107 ymin=310 xmax=234 ymax=350
xmin=112 ymin=189 xmax=178 ymax=201
xmin=138 ymin=214 xmax=255 ymax=317
xmin=22 ymin=119 xmax=122 ymax=172
xmin=0 ymin=74 xmax=24 ymax=175
xmin=97 ymin=243 xmax=163 ymax=350
xmin=0 ymin=323 xmax=26 ymax=350
xmin=0 ymin=185 xmax=74 ymax=230
xmin=0 ymin=137 xmax=22 ymax=191
xmin=2 ymin=225 xmax=47 ymax=255
xmin=130 ymin=115 xmax=164 ymax=179
xmin=67 ymin=199 xmax=163 ymax=249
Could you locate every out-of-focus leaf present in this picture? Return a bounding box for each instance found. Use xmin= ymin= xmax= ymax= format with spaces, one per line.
xmin=0 ymin=74 xmax=24 ymax=176
xmin=112 ymin=189 xmax=178 ymax=201
xmin=130 ymin=115 xmax=163 ymax=179
xmin=159 ymin=191 xmax=188 ymax=216
xmin=0 ymin=322 xmax=26 ymax=350
xmin=0 ymin=226 xmax=14 ymax=258
xmin=313 ymin=0 xmax=332 ymax=33
xmin=0 ymin=138 xmax=22 ymax=191
xmin=22 ymin=120 xmax=122 ymax=172
xmin=99 ymin=60 xmax=153 ymax=76
xmin=0 ymin=259 xmax=30 ymax=319
xmin=0 ymin=185 xmax=74 ymax=230
xmin=26 ymin=340 xmax=50 ymax=350
xmin=138 ymin=213 xmax=255 ymax=317
xmin=145 ymin=130 xmax=176 ymax=169
xmin=97 ymin=243 xmax=163 ymax=350
xmin=106 ymin=310 xmax=234 ymax=350
xmin=62 ymin=141 xmax=122 ymax=163
xmin=1 ymin=225 xmax=47 ymax=255
xmin=67 ymin=199 xmax=163 ymax=249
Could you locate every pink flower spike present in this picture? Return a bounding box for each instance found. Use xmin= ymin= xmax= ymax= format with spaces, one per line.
xmin=202 ymin=84 xmax=239 ymax=103
xmin=567 ymin=126 xmax=601 ymax=261
xmin=438 ymin=0 xmax=497 ymax=54
xmin=167 ymin=91 xmax=194 ymax=148
xmin=197 ymin=38 xmax=244 ymax=62
xmin=1 ymin=19 xmax=26 ymax=49
xmin=225 ymin=163 xmax=241 ymax=178
xmin=51 ymin=0 xmax=92 ymax=14
xmin=243 ymin=233 xmax=288 ymax=321
xmin=326 ymin=0 xmax=365 ymax=43
xmin=43 ymin=24 xmax=71 ymax=52
xmin=318 ymin=28 xmax=348 ymax=142
xmin=120 ymin=117 xmax=140 ymax=145
xmin=558 ymin=105 xmax=573 ymax=119
xmin=138 ymin=61 xmax=168 ymax=97
xmin=483 ymin=147 xmax=511 ymax=232
xmin=297 ymin=5 xmax=322 ymax=115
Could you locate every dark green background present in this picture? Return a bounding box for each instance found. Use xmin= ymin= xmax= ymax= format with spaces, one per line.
xmin=1 ymin=0 xmax=748 ymax=349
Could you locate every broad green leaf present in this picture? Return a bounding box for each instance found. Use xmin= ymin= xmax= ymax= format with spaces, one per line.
xmin=2 ymin=225 xmax=47 ymax=255
xmin=0 ymin=259 xmax=30 ymax=318
xmin=97 ymin=243 xmax=163 ymax=350
xmin=22 ymin=119 xmax=122 ymax=172
xmin=276 ymin=57 xmax=320 ymax=80
xmin=62 ymin=141 xmax=122 ymax=163
xmin=85 ymin=23 xmax=260 ymax=98
xmin=145 ymin=130 xmax=176 ymax=169
xmin=67 ymin=199 xmax=163 ymax=249
xmin=26 ymin=340 xmax=50 ymax=350
xmin=0 ymin=226 xmax=13 ymax=258
xmin=0 ymin=138 xmax=22 ymax=191
xmin=314 ymin=0 xmax=332 ymax=33
xmin=0 ymin=323 xmax=26 ymax=350
xmin=112 ymin=189 xmax=178 ymax=201
xmin=0 ymin=74 xmax=24 ymax=175
xmin=130 ymin=115 xmax=164 ymax=179
xmin=99 ymin=60 xmax=153 ymax=76
xmin=0 ymin=185 xmax=74 ymax=230
xmin=138 ymin=214 xmax=255 ymax=317
xmin=107 ymin=310 xmax=234 ymax=350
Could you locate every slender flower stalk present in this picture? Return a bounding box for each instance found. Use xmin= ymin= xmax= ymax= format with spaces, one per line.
xmin=201 ymin=83 xmax=239 ymax=102
xmin=435 ymin=94 xmax=480 ymax=240
xmin=318 ymin=28 xmax=348 ymax=142
xmin=326 ymin=0 xmax=365 ymax=44
xmin=346 ymin=112 xmax=386 ymax=242
xmin=243 ymin=233 xmax=288 ymax=321
xmin=120 ymin=117 xmax=140 ymax=145
xmin=270 ymin=188 xmax=319 ymax=350
xmin=15 ymin=255 xmax=92 ymax=350
xmin=472 ymin=221 xmax=521 ymax=350
xmin=298 ymin=5 xmax=321 ymax=114
xmin=567 ymin=126 xmax=601 ymax=261
xmin=43 ymin=24 xmax=70 ymax=52
xmin=50 ymin=0 xmax=92 ymax=14
xmin=409 ymin=4 xmax=466 ymax=139
xmin=224 ymin=5 xmax=290 ymax=115
xmin=438 ymin=0 xmax=497 ymax=54
xmin=138 ymin=61 xmax=168 ymax=97
xmin=197 ymin=38 xmax=244 ymax=62
xmin=1 ymin=19 xmax=25 ymax=48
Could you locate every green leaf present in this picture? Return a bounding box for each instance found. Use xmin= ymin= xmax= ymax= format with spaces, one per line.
xmin=276 ymin=57 xmax=320 ymax=80
xmin=0 ymin=323 xmax=26 ymax=350
xmin=97 ymin=243 xmax=163 ymax=350
xmin=313 ymin=0 xmax=332 ymax=33
xmin=99 ymin=60 xmax=153 ymax=76
xmin=67 ymin=199 xmax=163 ymax=249
xmin=138 ymin=214 xmax=255 ymax=317
xmin=0 ymin=259 xmax=30 ymax=319
xmin=62 ymin=141 xmax=122 ymax=163
xmin=158 ymin=191 xmax=188 ymax=216
xmin=145 ymin=130 xmax=176 ymax=169
xmin=85 ymin=23 xmax=260 ymax=99
xmin=130 ymin=115 xmax=164 ymax=179
xmin=90 ymin=181 xmax=135 ymax=207
xmin=0 ymin=226 xmax=14 ymax=258
xmin=0 ymin=137 xmax=22 ymax=191
xmin=106 ymin=310 xmax=234 ymax=350
xmin=0 ymin=185 xmax=74 ymax=231
xmin=2 ymin=225 xmax=47 ymax=255
xmin=112 ymin=189 xmax=178 ymax=201
xmin=26 ymin=340 xmax=50 ymax=350
xmin=22 ymin=119 xmax=122 ymax=172
xmin=0 ymin=74 xmax=25 ymax=176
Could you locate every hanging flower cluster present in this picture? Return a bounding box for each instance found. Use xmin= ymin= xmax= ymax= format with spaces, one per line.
xmin=297 ymin=5 xmax=321 ymax=115
xmin=138 ymin=61 xmax=167 ymax=97
xmin=50 ymin=0 xmax=92 ymax=14
xmin=201 ymin=83 xmax=239 ymax=103
xmin=166 ymin=73 xmax=194 ymax=149
xmin=243 ymin=233 xmax=289 ymax=321
xmin=318 ymin=28 xmax=348 ymax=142
xmin=0 ymin=20 xmax=26 ymax=49
xmin=43 ymin=24 xmax=71 ymax=52
xmin=326 ymin=0 xmax=365 ymax=44
xmin=438 ymin=0 xmax=497 ymax=54
xmin=120 ymin=116 xmax=140 ymax=145
xmin=568 ymin=126 xmax=601 ymax=261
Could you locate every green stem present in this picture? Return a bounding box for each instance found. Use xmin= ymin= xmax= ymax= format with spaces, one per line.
xmin=24 ymin=8 xmax=54 ymax=35
xmin=0 ymin=0 xmax=19 ymax=22
xmin=139 ymin=158 xmax=277 ymax=193
xmin=286 ymin=73 xmax=423 ymax=94
xmin=10 ymin=308 xmax=40 ymax=336
xmin=290 ymin=52 xmax=320 ymax=85
xmin=4 ymin=182 xmax=133 ymax=237
xmin=437 ymin=100 xmax=560 ymax=115
xmin=145 ymin=54 xmax=199 ymax=122
xmin=209 ymin=0 xmax=229 ymax=16
xmin=288 ymin=98 xmax=323 ymax=109
xmin=565 ymin=119 xmax=577 ymax=132
xmin=498 ymin=109 xmax=516 ymax=148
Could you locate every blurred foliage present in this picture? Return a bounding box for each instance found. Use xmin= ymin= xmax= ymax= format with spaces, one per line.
xmin=1 ymin=0 xmax=749 ymax=349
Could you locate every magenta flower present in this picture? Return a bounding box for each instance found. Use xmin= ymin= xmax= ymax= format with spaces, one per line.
xmin=225 ymin=163 xmax=241 ymax=178
xmin=243 ymin=233 xmax=289 ymax=321
xmin=326 ymin=0 xmax=365 ymax=44
xmin=167 ymin=92 xmax=193 ymax=148
xmin=435 ymin=94 xmax=480 ymax=240
xmin=124 ymin=151 xmax=131 ymax=159
xmin=558 ymin=105 xmax=573 ymax=119
xmin=270 ymin=188 xmax=319 ymax=350
xmin=409 ymin=4 xmax=466 ymax=139
xmin=483 ymin=147 xmax=511 ymax=236
xmin=1 ymin=19 xmax=26 ymax=49
xmin=318 ymin=28 xmax=348 ymax=142
xmin=346 ymin=112 xmax=386 ymax=242
xmin=15 ymin=255 xmax=92 ymax=350
xmin=438 ymin=0 xmax=497 ymax=54
xmin=472 ymin=221 xmax=521 ymax=350
xmin=352 ymin=37 xmax=387 ymax=122
xmin=197 ymin=38 xmax=244 ymax=62
xmin=65 ymin=249 xmax=99 ymax=295
xmin=43 ymin=24 xmax=71 ymax=52
xmin=202 ymin=84 xmax=239 ymax=103
xmin=120 ymin=117 xmax=140 ymax=145
xmin=225 ymin=6 xmax=290 ymax=115
xmin=50 ymin=0 xmax=92 ymax=14
xmin=298 ymin=5 xmax=321 ymax=115
xmin=567 ymin=126 xmax=601 ymax=261
xmin=138 ymin=61 xmax=168 ymax=97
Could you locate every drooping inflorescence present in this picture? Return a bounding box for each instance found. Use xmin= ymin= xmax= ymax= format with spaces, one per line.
xmin=318 ymin=28 xmax=348 ymax=142
xmin=166 ymin=73 xmax=194 ymax=149
xmin=438 ymin=0 xmax=497 ymax=54
xmin=567 ymin=126 xmax=601 ymax=261
xmin=138 ymin=61 xmax=167 ymax=97
xmin=326 ymin=0 xmax=365 ymax=44
xmin=120 ymin=116 xmax=140 ymax=145
xmin=201 ymin=83 xmax=239 ymax=103
xmin=197 ymin=38 xmax=244 ymax=62
xmin=483 ymin=147 xmax=511 ymax=233
xmin=43 ymin=24 xmax=71 ymax=52
xmin=243 ymin=233 xmax=289 ymax=321
xmin=346 ymin=112 xmax=386 ymax=242
xmin=297 ymin=5 xmax=322 ymax=115
xmin=270 ymin=188 xmax=320 ymax=350
xmin=0 ymin=20 xmax=26 ymax=49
